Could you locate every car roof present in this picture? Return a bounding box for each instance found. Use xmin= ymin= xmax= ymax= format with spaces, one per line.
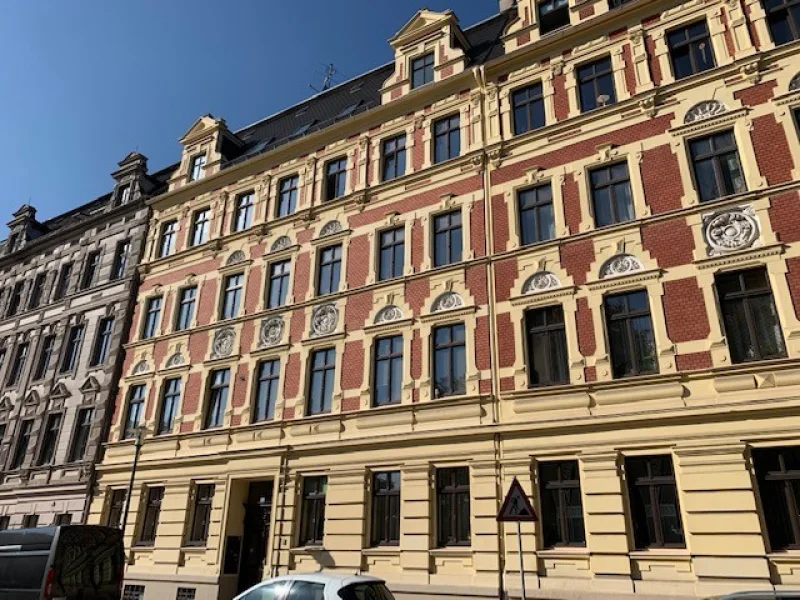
xmin=260 ymin=572 xmax=384 ymax=586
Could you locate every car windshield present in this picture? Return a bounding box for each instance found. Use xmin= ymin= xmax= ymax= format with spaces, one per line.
xmin=338 ymin=582 xmax=395 ymax=600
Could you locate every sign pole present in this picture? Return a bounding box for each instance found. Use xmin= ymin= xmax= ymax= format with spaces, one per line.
xmin=497 ymin=477 xmax=537 ymax=600
xmin=517 ymin=520 xmax=526 ymax=600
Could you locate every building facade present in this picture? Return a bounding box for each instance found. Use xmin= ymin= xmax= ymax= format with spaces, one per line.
xmin=0 ymin=153 xmax=157 ymax=527
xmin=89 ymin=0 xmax=800 ymax=599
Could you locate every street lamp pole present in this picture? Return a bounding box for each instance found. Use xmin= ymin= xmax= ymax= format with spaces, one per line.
xmin=120 ymin=426 xmax=146 ymax=540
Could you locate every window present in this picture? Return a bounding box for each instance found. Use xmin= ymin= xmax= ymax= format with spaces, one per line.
xmin=111 ymin=240 xmax=131 ymax=280
xmin=6 ymin=342 xmax=29 ymax=387
xmin=60 ymin=324 xmax=85 ymax=372
xmin=142 ymin=296 xmax=162 ymax=339
xmin=382 ymin=135 xmax=407 ymax=181
xmin=54 ymin=263 xmax=73 ymax=300
xmin=539 ymin=0 xmax=569 ymax=34
xmin=518 ymin=184 xmax=555 ymax=245
xmin=221 ymin=273 xmax=244 ymax=320
xmin=764 ymin=0 xmax=800 ymax=45
xmin=379 ymin=227 xmax=405 ymax=281
xmin=91 ymin=317 xmax=114 ymax=366
xmin=118 ymin=184 xmax=132 ymax=206
xmin=189 ymin=154 xmax=206 ymax=181
xmin=205 ymin=369 xmax=230 ymax=429
xmin=10 ymin=419 xmax=33 ymax=469
xmin=374 ymin=336 xmax=403 ymax=407
xmin=37 ymin=413 xmax=62 ymax=465
xmin=28 ymin=272 xmax=47 ymax=309
xmin=411 ymin=53 xmax=435 ymax=88
xmin=277 ymin=175 xmax=299 ymax=217
xmin=81 ymin=250 xmax=101 ymax=289
xmin=107 ymin=489 xmax=126 ymax=529
xmin=124 ymin=385 xmax=146 ymax=439
xmin=268 ymin=260 xmax=291 ymax=309
xmin=753 ymin=446 xmax=800 ymax=551
xmin=33 ymin=335 xmax=55 ymax=380
xmin=625 ymin=455 xmax=685 ymax=549
xmin=176 ymin=589 xmax=197 ymax=600
xmin=689 ymin=130 xmax=746 ymax=202
xmin=0 ymin=424 xmax=5 ymax=446
xmin=370 ymin=471 xmax=401 ymax=547
xmin=308 ymin=349 xmax=335 ymax=416
xmin=512 ymin=83 xmax=545 ymax=135
xmin=668 ymin=21 xmax=715 ymax=79
xmin=0 ymin=517 xmax=9 ymax=531
xmin=254 ymin=360 xmax=280 ymax=422
xmin=54 ymin=513 xmax=72 ymax=526
xmin=433 ymin=211 xmax=463 ymax=267
xmin=433 ymin=115 xmax=460 ymax=164
xmin=299 ymin=476 xmax=327 ymax=546
xmin=158 ymin=378 xmax=182 ymax=435
xmin=69 ymin=407 xmax=94 ymax=462
xmin=437 ymin=467 xmax=470 ymax=546
xmin=187 ymin=484 xmax=214 ymax=545
xmin=138 ymin=487 xmax=164 ymax=546
xmin=716 ymin=268 xmax=786 ymax=363
xmin=590 ymin=162 xmax=634 ymax=227
xmin=191 ymin=208 xmax=211 ymax=246
xmin=123 ymin=585 xmax=145 ymax=600
xmin=578 ymin=56 xmax=616 ymax=112
xmin=539 ymin=461 xmax=586 ymax=547
xmin=609 ymin=0 xmax=634 ymax=7
xmin=604 ymin=290 xmax=658 ymax=378
xmin=22 ymin=515 xmax=39 ymax=529
xmin=433 ymin=323 xmax=467 ymax=398
xmin=525 ymin=306 xmax=569 ymax=387
xmin=176 ymin=287 xmax=197 ymax=331
xmin=316 ymin=245 xmax=342 ymax=296
xmin=234 ymin=192 xmax=255 ymax=232
xmin=325 ymin=157 xmax=348 ymax=201
xmin=159 ymin=221 xmax=178 ymax=257
xmin=6 ymin=281 xmax=24 ymax=316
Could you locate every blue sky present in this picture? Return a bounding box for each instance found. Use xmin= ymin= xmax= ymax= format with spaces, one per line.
xmin=0 ymin=1 xmax=498 ymax=228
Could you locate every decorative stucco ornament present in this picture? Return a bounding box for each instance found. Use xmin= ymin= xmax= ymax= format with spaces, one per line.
xmin=225 ymin=250 xmax=247 ymax=266
xmin=684 ymin=100 xmax=728 ymax=123
xmin=703 ymin=206 xmax=759 ymax=255
xmin=211 ymin=328 xmax=236 ymax=359
xmin=259 ymin=317 xmax=285 ymax=347
xmin=165 ymin=353 xmax=186 ymax=368
xmin=319 ymin=220 xmax=343 ymax=237
xmin=270 ymin=236 xmax=292 ymax=253
xmin=374 ymin=305 xmax=403 ymax=324
xmin=310 ymin=304 xmax=339 ymax=337
xmin=600 ymin=254 xmax=644 ymax=278
xmin=523 ymin=271 xmax=561 ymax=294
xmin=132 ymin=360 xmax=150 ymax=375
xmin=431 ymin=292 xmax=464 ymax=312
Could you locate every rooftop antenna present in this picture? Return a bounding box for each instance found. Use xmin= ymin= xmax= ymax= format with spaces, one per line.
xmin=310 ymin=63 xmax=337 ymax=93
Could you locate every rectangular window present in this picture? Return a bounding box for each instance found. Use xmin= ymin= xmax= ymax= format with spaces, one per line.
xmin=60 ymin=324 xmax=85 ymax=372
xmin=753 ymin=446 xmax=800 ymax=551
xmin=763 ymin=0 xmax=800 ymax=45
xmin=37 ymin=413 xmax=62 ymax=465
xmin=578 ymin=56 xmax=616 ymax=112
xmin=142 ymin=296 xmax=162 ymax=339
xmin=69 ymin=407 xmax=94 ymax=462
xmin=378 ymin=227 xmax=405 ymax=281
xmin=0 ymin=516 xmax=10 ymax=531
xmin=6 ymin=281 xmax=24 ymax=316
xmin=33 ymin=335 xmax=55 ymax=380
xmin=382 ymin=135 xmax=407 ymax=181
xmin=268 ymin=260 xmax=291 ymax=309
xmin=668 ymin=21 xmax=715 ymax=79
xmin=111 ymin=240 xmax=131 ymax=280
xmin=22 ymin=515 xmax=39 ymax=529
xmin=10 ymin=419 xmax=33 ymax=470
xmin=277 ymin=175 xmax=299 ymax=217
xmin=81 ymin=250 xmax=101 ymax=289
xmin=188 ymin=484 xmax=215 ymax=545
xmin=28 ymin=272 xmax=47 ymax=309
xmin=316 ymin=245 xmax=342 ymax=296
xmin=325 ymin=157 xmax=348 ymax=201
xmin=437 ymin=467 xmax=470 ymax=546
xmin=189 ymin=154 xmax=207 ymax=181
xmin=175 ymin=287 xmax=197 ymax=331
xmin=539 ymin=0 xmax=569 ymax=34
xmin=433 ymin=323 xmax=467 ymax=398
xmin=91 ymin=317 xmax=115 ymax=366
xmin=118 ymin=184 xmax=132 ymax=206
xmin=539 ymin=461 xmax=586 ymax=548
xmin=138 ymin=487 xmax=164 ymax=546
xmin=308 ymin=348 xmax=335 ymax=416
xmin=411 ymin=53 xmax=435 ymax=88
xmin=433 ymin=115 xmax=460 ymax=164
xmin=590 ymin=162 xmax=634 ymax=227
xmin=518 ymin=184 xmax=555 ymax=245
xmin=158 ymin=378 xmax=182 ymax=435
xmin=300 ymin=476 xmax=327 ymax=546
xmin=191 ymin=208 xmax=211 ymax=246
xmin=512 ymin=83 xmax=545 ymax=135
xmin=254 ymin=360 xmax=280 ymax=422
xmin=371 ymin=471 xmax=401 ymax=546
xmin=716 ymin=268 xmax=786 ymax=363
xmin=205 ymin=369 xmax=230 ymax=429
xmin=159 ymin=221 xmax=178 ymax=258
xmin=234 ymin=192 xmax=255 ymax=232
xmin=6 ymin=342 xmax=29 ymax=387
xmin=525 ymin=306 xmax=569 ymax=387
xmin=54 ymin=263 xmax=73 ymax=300
xmin=124 ymin=385 xmax=146 ymax=439
xmin=374 ymin=335 xmax=403 ymax=407
xmin=433 ymin=211 xmax=463 ymax=267
xmin=54 ymin=513 xmax=72 ymax=526
xmin=107 ymin=489 xmax=126 ymax=529
xmin=605 ymin=290 xmax=658 ymax=378
xmin=625 ymin=455 xmax=685 ymax=549
xmin=221 ymin=273 xmax=244 ymax=320
xmin=689 ymin=130 xmax=746 ymax=202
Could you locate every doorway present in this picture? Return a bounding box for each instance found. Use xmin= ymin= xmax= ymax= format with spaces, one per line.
xmin=236 ymin=480 xmax=274 ymax=594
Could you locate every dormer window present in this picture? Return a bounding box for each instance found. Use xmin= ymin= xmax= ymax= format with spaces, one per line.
xmin=539 ymin=0 xmax=569 ymax=34
xmin=190 ymin=154 xmax=207 ymax=182
xmin=412 ymin=53 xmax=435 ymax=89
xmin=118 ymin=184 xmax=131 ymax=205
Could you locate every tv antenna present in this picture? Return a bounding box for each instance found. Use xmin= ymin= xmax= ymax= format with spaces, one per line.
xmin=310 ymin=63 xmax=338 ymax=93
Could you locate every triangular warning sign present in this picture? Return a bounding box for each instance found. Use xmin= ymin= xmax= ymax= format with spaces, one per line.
xmin=497 ymin=477 xmax=538 ymax=522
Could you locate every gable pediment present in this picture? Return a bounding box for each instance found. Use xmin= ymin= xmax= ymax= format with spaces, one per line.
xmin=50 ymin=382 xmax=70 ymax=400
xmin=80 ymin=377 xmax=101 ymax=394
xmin=0 ymin=397 xmax=12 ymax=413
xmin=391 ymin=10 xmax=459 ymax=48
xmin=180 ymin=114 xmax=225 ymax=146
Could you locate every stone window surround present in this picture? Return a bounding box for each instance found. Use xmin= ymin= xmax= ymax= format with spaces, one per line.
xmin=292 ymin=332 xmax=345 ymax=419
xmin=364 ymin=217 xmax=414 ymax=287
xmin=772 ymin=73 xmax=800 ymax=181
xmin=499 ymin=70 xmax=555 ymax=143
xmin=369 ymin=123 xmax=416 ymax=185
xmin=235 ymin=352 xmax=289 ymax=427
xmin=259 ymin=252 xmax=298 ymax=314
xmin=418 ymin=193 xmax=478 ymax=273
xmin=562 ymin=43 xmax=630 ymax=120
xmin=306 ymin=219 xmax=352 ymax=303
xmin=418 ymin=98 xmax=474 ymax=171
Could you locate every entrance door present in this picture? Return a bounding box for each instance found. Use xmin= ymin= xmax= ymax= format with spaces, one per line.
xmin=237 ymin=481 xmax=274 ymax=594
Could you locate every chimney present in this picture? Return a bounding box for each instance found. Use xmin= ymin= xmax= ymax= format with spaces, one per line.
xmin=499 ymin=0 xmax=516 ymax=10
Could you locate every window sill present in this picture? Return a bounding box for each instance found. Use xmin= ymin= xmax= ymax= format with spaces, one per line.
xmin=180 ymin=544 xmax=208 ymax=552
xmin=537 ymin=546 xmax=589 ymax=559
xmin=629 ymin=548 xmax=690 ymax=561
xmin=290 ymin=545 xmax=325 ymax=554
xmin=362 ymin=546 xmax=400 ymax=556
xmin=768 ymin=551 xmax=800 ymax=562
xmin=429 ymin=546 xmax=472 ymax=557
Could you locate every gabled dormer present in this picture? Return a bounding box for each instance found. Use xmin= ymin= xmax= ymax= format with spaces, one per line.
xmin=168 ymin=115 xmax=244 ymax=191
xmin=381 ymin=9 xmax=470 ymax=104
xmin=3 ymin=205 xmax=47 ymax=256
xmin=109 ymin=151 xmax=155 ymax=209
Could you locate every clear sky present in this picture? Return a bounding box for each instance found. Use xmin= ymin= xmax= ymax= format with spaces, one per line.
xmin=0 ymin=1 xmax=499 ymax=229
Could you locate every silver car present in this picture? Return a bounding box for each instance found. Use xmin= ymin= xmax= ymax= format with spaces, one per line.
xmin=233 ymin=573 xmax=396 ymax=600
